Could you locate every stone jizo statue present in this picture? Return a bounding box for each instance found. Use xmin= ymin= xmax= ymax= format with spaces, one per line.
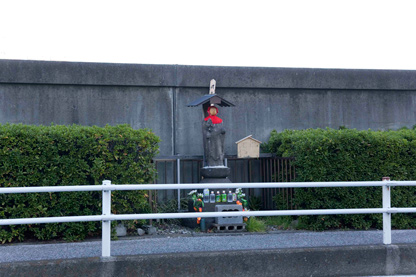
xmin=203 ymin=105 xmax=225 ymax=167
xmin=187 ymin=79 xmax=234 ymax=179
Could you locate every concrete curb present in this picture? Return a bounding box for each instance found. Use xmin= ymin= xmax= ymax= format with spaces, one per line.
xmin=2 ymin=244 xmax=416 ymax=276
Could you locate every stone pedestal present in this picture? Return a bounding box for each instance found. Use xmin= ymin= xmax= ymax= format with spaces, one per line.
xmin=198 ymin=166 xmax=234 ymax=229
xmin=200 ymin=165 xmax=231 ymax=184
xmin=200 ymin=166 xmax=230 ymax=179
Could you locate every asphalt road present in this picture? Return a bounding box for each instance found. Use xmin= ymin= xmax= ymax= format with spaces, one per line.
xmin=2 ymin=230 xmax=416 ymax=263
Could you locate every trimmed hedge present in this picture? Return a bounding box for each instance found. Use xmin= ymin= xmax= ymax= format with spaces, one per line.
xmin=265 ymin=128 xmax=416 ymax=230
xmin=0 ymin=124 xmax=159 ymax=243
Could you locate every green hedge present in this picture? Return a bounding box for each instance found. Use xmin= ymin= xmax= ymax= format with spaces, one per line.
xmin=265 ymin=128 xmax=416 ymax=230
xmin=0 ymin=124 xmax=159 ymax=243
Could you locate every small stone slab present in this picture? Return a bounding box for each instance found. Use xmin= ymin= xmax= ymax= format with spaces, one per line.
xmin=137 ymin=228 xmax=145 ymax=236
xmin=142 ymin=225 xmax=157 ymax=235
xmin=115 ymin=224 xmax=127 ymax=237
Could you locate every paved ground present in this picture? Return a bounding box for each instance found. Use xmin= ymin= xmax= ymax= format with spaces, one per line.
xmin=2 ymin=230 xmax=416 ymax=263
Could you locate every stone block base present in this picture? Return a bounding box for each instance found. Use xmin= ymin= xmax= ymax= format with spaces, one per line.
xmin=215 ymin=204 xmax=243 ymax=224
xmin=212 ymin=223 xmax=246 ymax=232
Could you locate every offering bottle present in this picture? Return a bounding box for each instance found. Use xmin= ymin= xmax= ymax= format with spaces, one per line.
xmin=215 ymin=191 xmax=221 ymax=203
xmin=203 ymin=188 xmax=209 ymax=203
xmin=209 ymin=191 xmax=215 ymax=203
xmin=221 ymin=191 xmax=227 ymax=202
xmin=227 ymin=191 xmax=233 ymax=202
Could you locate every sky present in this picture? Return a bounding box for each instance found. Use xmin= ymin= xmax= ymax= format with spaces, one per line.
xmin=1 ymin=0 xmax=415 ymax=70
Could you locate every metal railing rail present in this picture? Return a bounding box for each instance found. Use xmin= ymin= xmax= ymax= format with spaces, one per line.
xmin=2 ymin=178 xmax=416 ymax=257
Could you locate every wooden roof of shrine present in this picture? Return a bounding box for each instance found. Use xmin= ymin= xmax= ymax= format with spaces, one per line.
xmin=187 ymin=94 xmax=235 ymax=107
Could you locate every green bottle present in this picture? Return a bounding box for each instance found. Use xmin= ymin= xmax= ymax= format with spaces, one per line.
xmin=215 ymin=191 xmax=221 ymax=203
xmin=221 ymin=191 xmax=227 ymax=202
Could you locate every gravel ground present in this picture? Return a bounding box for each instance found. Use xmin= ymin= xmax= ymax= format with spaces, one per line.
xmin=153 ymin=223 xmax=194 ymax=235
xmin=2 ymin=229 xmax=416 ymax=263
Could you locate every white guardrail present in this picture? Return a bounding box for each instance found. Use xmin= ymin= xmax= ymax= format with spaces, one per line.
xmin=2 ymin=178 xmax=416 ymax=257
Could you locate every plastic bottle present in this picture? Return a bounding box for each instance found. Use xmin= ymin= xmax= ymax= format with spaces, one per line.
xmin=210 ymin=191 xmax=215 ymax=203
xmin=203 ymin=188 xmax=209 ymax=203
xmin=232 ymin=192 xmax=237 ymax=202
xmin=221 ymin=191 xmax=227 ymax=202
xmin=227 ymin=191 xmax=233 ymax=202
xmin=216 ymin=191 xmax=221 ymax=202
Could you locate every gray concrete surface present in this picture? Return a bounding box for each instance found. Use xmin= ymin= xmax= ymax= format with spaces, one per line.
xmin=1 ymin=229 xmax=416 ymax=263
xmin=2 ymin=60 xmax=415 ymax=90
xmin=0 ymin=83 xmax=174 ymax=155
xmin=2 ymin=230 xmax=416 ymax=276
xmin=1 ymin=59 xmax=416 ymax=157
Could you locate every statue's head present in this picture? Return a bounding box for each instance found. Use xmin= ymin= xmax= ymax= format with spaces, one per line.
xmin=208 ymin=106 xmax=219 ymax=116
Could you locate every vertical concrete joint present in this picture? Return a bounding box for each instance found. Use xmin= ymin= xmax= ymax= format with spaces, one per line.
xmin=385 ymin=245 xmax=400 ymax=275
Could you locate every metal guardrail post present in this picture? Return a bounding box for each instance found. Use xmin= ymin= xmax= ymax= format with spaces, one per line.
xmin=177 ymin=158 xmax=181 ymax=211
xmin=382 ymin=177 xmax=391 ymax=245
xmin=102 ymin=180 xmax=112 ymax=257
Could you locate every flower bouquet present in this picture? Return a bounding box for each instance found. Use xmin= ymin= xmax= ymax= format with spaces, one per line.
xmin=235 ymin=188 xmax=250 ymax=222
xmin=188 ymin=190 xmax=204 ymax=224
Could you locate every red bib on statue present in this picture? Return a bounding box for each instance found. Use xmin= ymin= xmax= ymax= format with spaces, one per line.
xmin=204 ymin=115 xmax=222 ymax=124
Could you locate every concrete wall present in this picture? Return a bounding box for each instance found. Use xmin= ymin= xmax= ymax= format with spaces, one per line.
xmin=1 ymin=59 xmax=416 ymax=157
xmin=2 ymin=244 xmax=416 ymax=276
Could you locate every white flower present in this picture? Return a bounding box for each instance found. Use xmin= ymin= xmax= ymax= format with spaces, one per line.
xmin=197 ymin=193 xmax=203 ymax=198
xmin=188 ymin=190 xmax=197 ymax=196
xmin=235 ymin=188 xmax=241 ymax=194
xmin=241 ymin=193 xmax=246 ymax=197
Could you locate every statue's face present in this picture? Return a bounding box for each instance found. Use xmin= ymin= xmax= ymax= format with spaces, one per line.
xmin=209 ymin=107 xmax=217 ymax=116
